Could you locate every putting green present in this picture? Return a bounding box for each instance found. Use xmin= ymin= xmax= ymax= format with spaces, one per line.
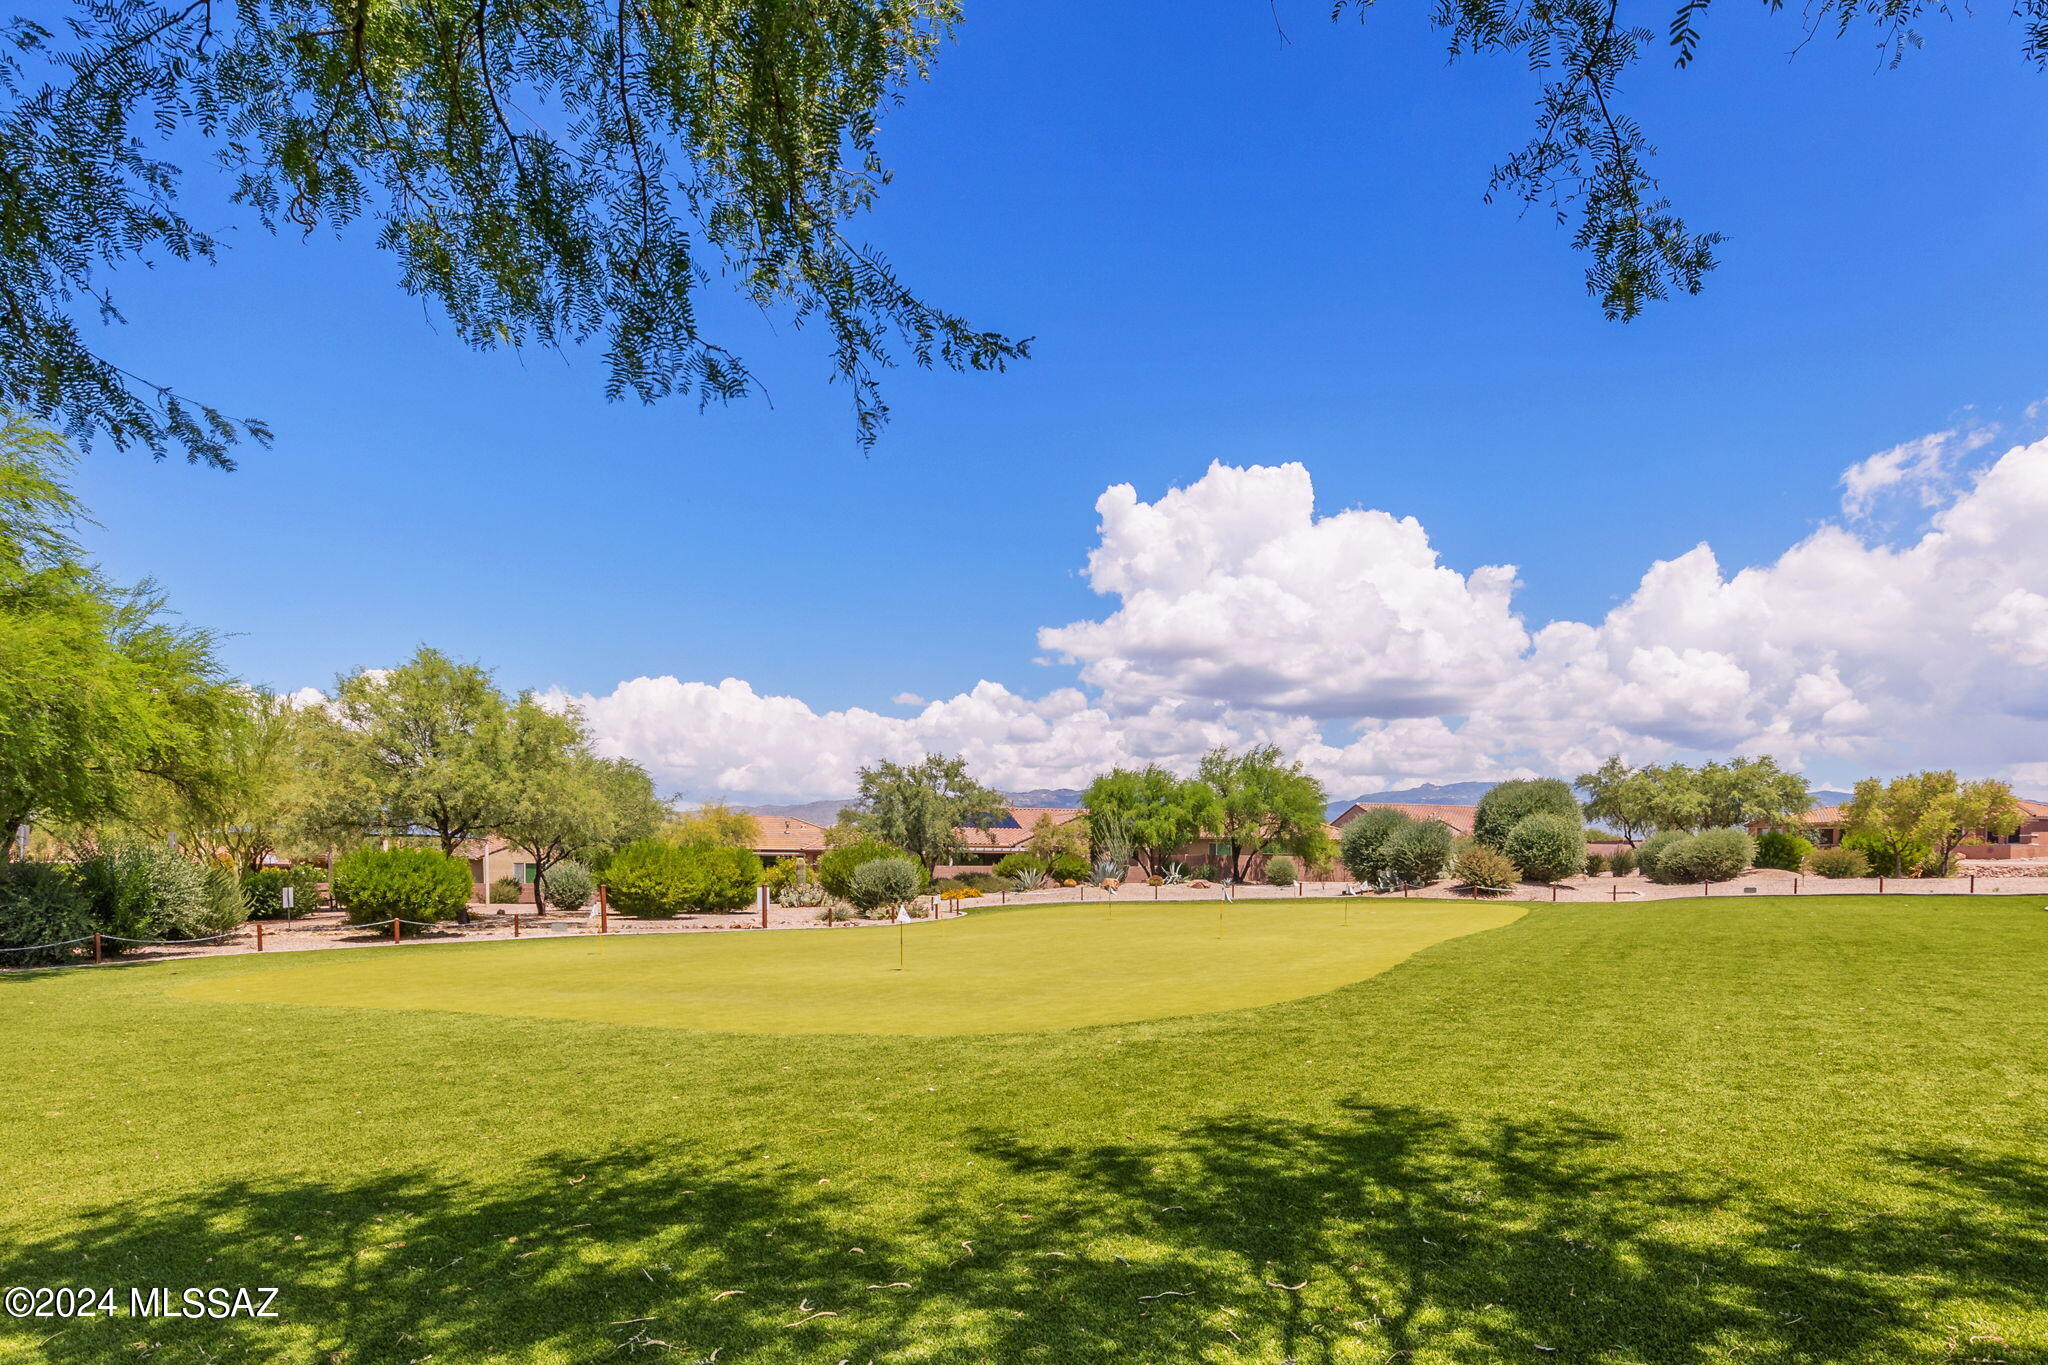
xmin=172 ymin=899 xmax=1522 ymax=1034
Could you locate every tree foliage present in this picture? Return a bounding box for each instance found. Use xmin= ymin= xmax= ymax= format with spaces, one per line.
xmin=311 ymin=647 xmax=516 ymax=855
xmin=847 ymin=853 xmax=921 ymax=912
xmin=1574 ymin=756 xmax=1811 ymax=836
xmin=1844 ymin=771 xmax=2022 ymax=876
xmin=664 ymin=800 xmax=760 ymax=849
xmin=1195 ymin=745 xmax=1330 ymax=884
xmin=499 ymin=698 xmax=663 ymax=912
xmin=818 ymin=836 xmax=914 ymax=901
xmin=1081 ymin=765 xmax=1213 ymax=876
xmin=0 ymin=0 xmax=1025 ymax=465
xmin=839 ymin=753 xmax=1003 ymax=873
xmin=331 ymin=845 xmax=473 ymax=924
xmin=0 ymin=415 xmax=239 ymax=857
xmin=1473 ymin=779 xmax=1580 ymax=850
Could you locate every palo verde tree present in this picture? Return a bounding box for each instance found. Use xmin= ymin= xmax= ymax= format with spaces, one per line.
xmin=1081 ymin=765 xmax=1215 ymax=876
xmin=0 ymin=0 xmax=1026 ymax=466
xmin=1195 ymin=744 xmax=1331 ymax=884
xmin=0 ymin=414 xmax=240 ymax=860
xmin=838 ymin=753 xmax=1005 ymax=874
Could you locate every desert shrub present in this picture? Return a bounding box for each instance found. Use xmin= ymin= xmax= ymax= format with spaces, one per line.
xmin=488 ymin=876 xmax=525 ymax=903
xmin=1653 ymin=828 xmax=1755 ymax=884
xmin=1753 ymin=830 xmax=1814 ymax=872
xmin=604 ymin=839 xmax=692 ymax=916
xmin=1844 ymin=830 xmax=1929 ymax=877
xmin=185 ymin=866 xmax=248 ymax=939
xmin=0 ymin=861 xmax=95 ymax=964
xmin=678 ymin=845 xmax=762 ymax=912
xmin=1048 ymin=852 xmax=1091 ymax=883
xmin=75 ymin=845 xmax=210 ymax=947
xmin=990 ymin=852 xmax=1040 ymax=880
xmin=1264 ymin=856 xmax=1297 ymax=886
xmin=332 ymin=847 xmax=472 ymax=925
xmin=960 ymin=872 xmax=1007 ymax=893
xmin=822 ymin=839 xmax=918 ymax=901
xmin=241 ymin=866 xmax=325 ymax=919
xmin=1451 ymin=842 xmax=1520 ymax=893
xmin=848 ymin=855 xmax=922 ymax=914
xmin=938 ymin=885 xmax=984 ymax=901
xmin=1584 ymin=852 xmax=1607 ymax=876
xmin=1339 ymin=807 xmax=1412 ymax=883
xmin=1386 ymin=819 xmax=1455 ymax=884
xmin=1473 ymin=779 xmax=1581 ymax=849
xmin=1608 ymin=848 xmax=1638 ymax=877
xmin=1503 ymin=812 xmax=1587 ymax=883
xmin=1634 ymin=830 xmax=1687 ymax=883
xmin=1808 ymin=846 xmax=1870 ymax=878
xmin=543 ymin=860 xmax=595 ymax=912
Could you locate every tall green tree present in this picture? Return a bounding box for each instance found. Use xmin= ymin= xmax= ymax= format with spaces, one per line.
xmin=1082 ymin=765 xmax=1215 ymax=876
xmin=1629 ymin=757 xmax=1813 ymax=833
xmin=840 ymin=753 xmax=1005 ymax=874
xmin=311 ymin=647 xmax=516 ymax=855
xmin=0 ymin=0 xmax=1024 ymax=465
xmin=125 ymin=687 xmax=325 ymax=872
xmin=1573 ymin=757 xmax=1660 ymax=847
xmin=499 ymin=699 xmax=663 ymax=912
xmin=1845 ymin=772 xmax=2022 ymax=876
xmin=0 ymin=415 xmax=239 ymax=859
xmin=1195 ymin=745 xmax=1330 ymax=884
xmin=663 ymin=801 xmax=762 ymax=849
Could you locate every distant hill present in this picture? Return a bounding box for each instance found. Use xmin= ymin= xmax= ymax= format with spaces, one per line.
xmin=756 ymin=783 xmax=1867 ymax=828
xmin=743 ymin=788 xmax=1088 ymax=826
xmin=1325 ymin=781 xmax=1499 ymax=820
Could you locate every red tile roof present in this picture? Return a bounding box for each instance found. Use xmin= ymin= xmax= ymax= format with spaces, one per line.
xmin=749 ymin=815 xmax=828 ymax=853
xmin=1331 ymin=803 xmax=1477 ymax=837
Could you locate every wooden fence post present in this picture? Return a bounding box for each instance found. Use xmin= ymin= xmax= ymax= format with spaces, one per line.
xmin=392 ymin=917 xmax=401 ymax=943
xmin=1970 ymin=874 xmax=1977 ymax=893
xmin=255 ymin=921 xmax=264 ymax=952
xmin=1879 ymin=875 xmax=1886 ymax=894
xmin=513 ymin=914 xmax=521 ymax=938
xmin=599 ymin=884 xmax=610 ymax=934
xmin=93 ymin=931 xmax=102 ymax=964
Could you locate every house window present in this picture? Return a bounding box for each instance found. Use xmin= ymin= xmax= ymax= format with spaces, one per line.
xmin=513 ymin=862 xmax=535 ymax=883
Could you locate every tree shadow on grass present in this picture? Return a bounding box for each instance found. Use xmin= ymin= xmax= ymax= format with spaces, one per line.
xmin=3 ymin=1111 xmax=2043 ymax=1364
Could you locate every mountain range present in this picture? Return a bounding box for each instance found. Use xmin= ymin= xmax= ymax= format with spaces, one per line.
xmin=745 ymin=782 xmax=1862 ymax=826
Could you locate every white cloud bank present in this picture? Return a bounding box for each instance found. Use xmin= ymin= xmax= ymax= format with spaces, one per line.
xmin=553 ymin=431 xmax=2048 ymax=802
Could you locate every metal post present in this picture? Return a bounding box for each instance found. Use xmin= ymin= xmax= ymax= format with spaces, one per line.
xmin=599 ymin=884 xmax=610 ymax=934
xmin=1610 ymin=884 xmax=1616 ymax=902
xmin=898 ymin=920 xmax=905 ymax=970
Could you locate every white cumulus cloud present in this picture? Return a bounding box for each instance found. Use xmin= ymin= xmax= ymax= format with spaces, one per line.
xmin=546 ymin=429 xmax=2048 ymax=802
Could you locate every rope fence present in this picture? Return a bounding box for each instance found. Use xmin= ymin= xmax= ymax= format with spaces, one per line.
xmin=1 ymin=876 xmax=2041 ymax=971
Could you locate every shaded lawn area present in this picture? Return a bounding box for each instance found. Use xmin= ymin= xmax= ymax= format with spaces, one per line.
xmin=1 ymin=896 xmax=2044 ymax=1364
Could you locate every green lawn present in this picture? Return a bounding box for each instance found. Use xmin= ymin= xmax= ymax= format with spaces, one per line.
xmin=2 ymin=896 xmax=2045 ymax=1364
xmin=170 ymin=900 xmax=1522 ymax=1034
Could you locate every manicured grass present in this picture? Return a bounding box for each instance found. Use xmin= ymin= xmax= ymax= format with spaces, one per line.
xmin=2 ymin=896 xmax=2046 ymax=1364
xmin=170 ymin=900 xmax=1523 ymax=1034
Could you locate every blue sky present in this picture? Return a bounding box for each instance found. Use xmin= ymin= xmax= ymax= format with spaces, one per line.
xmin=59 ymin=0 xmax=2048 ymax=798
